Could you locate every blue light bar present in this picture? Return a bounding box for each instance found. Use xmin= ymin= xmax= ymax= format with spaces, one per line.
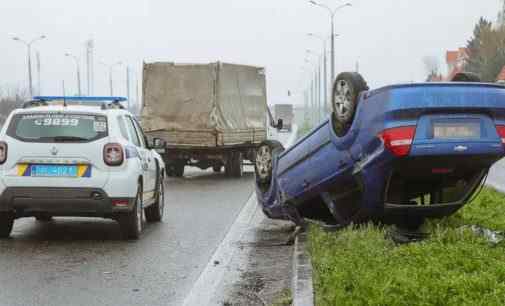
xmin=32 ymin=96 xmax=127 ymax=102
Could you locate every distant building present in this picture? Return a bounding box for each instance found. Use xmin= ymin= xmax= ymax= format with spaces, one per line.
xmin=497 ymin=66 xmax=505 ymax=84
xmin=446 ymin=48 xmax=470 ymax=81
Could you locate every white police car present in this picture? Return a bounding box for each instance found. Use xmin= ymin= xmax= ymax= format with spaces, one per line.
xmin=0 ymin=96 xmax=165 ymax=239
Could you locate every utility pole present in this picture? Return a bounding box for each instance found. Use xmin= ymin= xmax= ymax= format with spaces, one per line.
xmin=36 ymin=51 xmax=41 ymax=95
xmin=85 ymin=39 xmax=94 ymax=96
xmin=11 ymin=35 xmax=46 ymax=97
xmin=126 ymin=66 xmax=131 ymax=110
xmin=136 ymin=73 xmax=140 ymax=114
xmin=65 ymin=53 xmax=81 ymax=96
xmin=308 ymin=33 xmax=333 ymax=115
xmin=100 ymin=61 xmax=122 ymax=96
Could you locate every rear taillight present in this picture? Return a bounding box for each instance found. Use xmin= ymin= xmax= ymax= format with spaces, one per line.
xmin=103 ymin=143 xmax=124 ymax=166
xmin=378 ymin=126 xmax=416 ymax=157
xmin=0 ymin=142 xmax=8 ymax=164
xmin=495 ymin=125 xmax=505 ymax=145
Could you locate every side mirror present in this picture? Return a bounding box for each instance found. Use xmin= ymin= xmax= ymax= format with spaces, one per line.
xmin=276 ymin=118 xmax=283 ymax=131
xmin=150 ymin=138 xmax=164 ymax=149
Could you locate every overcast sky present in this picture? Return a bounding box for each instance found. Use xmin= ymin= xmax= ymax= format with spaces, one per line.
xmin=0 ymin=0 xmax=501 ymax=106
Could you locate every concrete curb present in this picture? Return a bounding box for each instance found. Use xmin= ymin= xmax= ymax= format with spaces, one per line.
xmin=292 ymin=231 xmax=315 ymax=306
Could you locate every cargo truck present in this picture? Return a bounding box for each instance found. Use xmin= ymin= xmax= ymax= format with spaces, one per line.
xmin=141 ymin=62 xmax=280 ymax=178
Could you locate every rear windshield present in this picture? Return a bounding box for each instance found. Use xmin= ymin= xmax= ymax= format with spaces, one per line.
xmin=7 ymin=113 xmax=108 ymax=143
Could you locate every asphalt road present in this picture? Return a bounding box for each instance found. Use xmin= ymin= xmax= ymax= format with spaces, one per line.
xmin=0 ymin=168 xmax=256 ymax=306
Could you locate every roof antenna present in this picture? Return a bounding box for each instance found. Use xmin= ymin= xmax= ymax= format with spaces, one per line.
xmin=62 ymin=80 xmax=67 ymax=107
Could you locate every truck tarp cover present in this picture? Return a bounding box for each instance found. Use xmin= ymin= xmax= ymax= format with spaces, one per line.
xmin=141 ymin=62 xmax=267 ymax=138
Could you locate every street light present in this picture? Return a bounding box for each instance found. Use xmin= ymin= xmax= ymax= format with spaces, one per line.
xmin=100 ymin=61 xmax=122 ymax=96
xmin=307 ymin=33 xmax=339 ymax=114
xmin=309 ymin=1 xmax=351 ymax=84
xmin=11 ymin=35 xmax=46 ymax=97
xmin=65 ymin=53 xmax=82 ymax=96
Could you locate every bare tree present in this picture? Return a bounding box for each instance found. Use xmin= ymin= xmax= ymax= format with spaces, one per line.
xmin=423 ymin=56 xmax=441 ymax=81
xmin=0 ymin=85 xmax=29 ymax=124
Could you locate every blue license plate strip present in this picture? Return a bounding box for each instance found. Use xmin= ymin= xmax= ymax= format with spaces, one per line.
xmin=30 ymin=165 xmax=78 ymax=177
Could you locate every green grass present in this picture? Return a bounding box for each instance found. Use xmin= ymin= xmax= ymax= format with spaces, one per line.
xmin=271 ymin=288 xmax=293 ymax=306
xmin=308 ymin=187 xmax=505 ymax=306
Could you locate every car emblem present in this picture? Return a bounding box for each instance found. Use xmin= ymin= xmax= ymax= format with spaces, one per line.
xmin=454 ymin=145 xmax=468 ymax=152
xmin=50 ymin=147 xmax=59 ymax=156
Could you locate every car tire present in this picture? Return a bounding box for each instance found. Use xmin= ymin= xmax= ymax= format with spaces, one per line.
xmin=451 ymin=72 xmax=481 ymax=82
xmin=0 ymin=212 xmax=14 ymax=238
xmin=213 ymin=165 xmax=222 ymax=173
xmin=331 ymin=72 xmax=369 ymax=135
xmin=173 ymin=162 xmax=185 ymax=178
xmin=146 ymin=175 xmax=165 ymax=222
xmin=166 ymin=167 xmax=174 ymax=177
xmin=119 ymin=185 xmax=143 ymax=240
xmin=255 ymin=140 xmax=285 ymax=185
xmin=36 ymin=215 xmax=53 ymax=222
xmin=226 ymin=152 xmax=243 ymax=178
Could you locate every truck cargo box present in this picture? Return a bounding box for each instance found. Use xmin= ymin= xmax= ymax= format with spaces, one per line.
xmin=141 ymin=62 xmax=268 ymax=147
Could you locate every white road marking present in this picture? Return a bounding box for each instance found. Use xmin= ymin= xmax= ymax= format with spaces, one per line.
xmin=182 ymin=126 xmax=298 ymax=306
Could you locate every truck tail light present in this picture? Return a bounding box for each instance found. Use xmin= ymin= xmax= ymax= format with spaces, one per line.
xmin=0 ymin=142 xmax=8 ymax=164
xmin=103 ymin=143 xmax=124 ymax=166
xmin=378 ymin=126 xmax=416 ymax=157
xmin=495 ymin=125 xmax=505 ymax=146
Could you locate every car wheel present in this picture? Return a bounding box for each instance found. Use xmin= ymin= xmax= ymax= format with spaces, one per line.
xmin=213 ymin=165 xmax=222 ymax=173
xmin=146 ymin=176 xmax=165 ymax=222
xmin=119 ymin=185 xmax=143 ymax=240
xmin=451 ymin=72 xmax=481 ymax=82
xmin=255 ymin=140 xmax=284 ymax=185
xmin=165 ymin=167 xmax=174 ymax=177
xmin=226 ymin=152 xmax=243 ymax=178
xmin=332 ymin=72 xmax=369 ymax=134
xmin=36 ymin=215 xmax=53 ymax=222
xmin=173 ymin=162 xmax=185 ymax=177
xmin=0 ymin=212 xmax=14 ymax=238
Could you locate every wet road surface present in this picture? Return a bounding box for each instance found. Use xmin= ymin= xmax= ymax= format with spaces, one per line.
xmin=0 ymin=168 xmax=255 ymax=306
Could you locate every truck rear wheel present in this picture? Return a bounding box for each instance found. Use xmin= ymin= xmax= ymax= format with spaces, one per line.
xmin=226 ymin=152 xmax=243 ymax=178
xmin=173 ymin=162 xmax=185 ymax=177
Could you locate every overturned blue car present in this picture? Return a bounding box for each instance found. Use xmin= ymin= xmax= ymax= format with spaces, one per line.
xmin=255 ymin=72 xmax=505 ymax=229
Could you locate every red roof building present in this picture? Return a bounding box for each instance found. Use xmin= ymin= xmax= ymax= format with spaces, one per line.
xmin=446 ymin=48 xmax=469 ymax=81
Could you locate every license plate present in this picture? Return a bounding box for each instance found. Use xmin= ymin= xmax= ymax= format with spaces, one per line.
xmin=18 ymin=164 xmax=91 ymax=177
xmin=31 ymin=165 xmax=77 ymax=177
xmin=433 ymin=122 xmax=480 ymax=139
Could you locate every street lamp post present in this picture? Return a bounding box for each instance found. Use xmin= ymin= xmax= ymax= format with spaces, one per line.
xmin=306 ymin=53 xmax=323 ymax=123
xmin=12 ymin=35 xmax=46 ymax=97
xmin=100 ymin=61 xmax=122 ymax=96
xmin=309 ymin=1 xmax=351 ymax=84
xmin=308 ymin=33 xmax=339 ymax=114
xmin=65 ymin=53 xmax=82 ymax=96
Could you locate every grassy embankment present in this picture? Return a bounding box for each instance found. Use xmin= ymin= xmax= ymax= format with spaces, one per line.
xmin=309 ymin=187 xmax=505 ymax=306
